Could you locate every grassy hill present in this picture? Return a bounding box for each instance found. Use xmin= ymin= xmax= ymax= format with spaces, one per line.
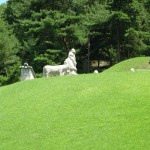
xmin=105 ymin=57 xmax=150 ymax=72
xmin=0 ymin=57 xmax=150 ymax=150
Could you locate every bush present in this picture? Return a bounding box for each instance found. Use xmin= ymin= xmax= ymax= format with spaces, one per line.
xmin=6 ymin=63 xmax=20 ymax=84
xmin=33 ymin=56 xmax=52 ymax=73
xmin=0 ymin=75 xmax=7 ymax=86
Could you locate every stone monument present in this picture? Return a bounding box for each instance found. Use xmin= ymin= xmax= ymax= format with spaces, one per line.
xmin=64 ymin=48 xmax=77 ymax=75
xmin=43 ymin=48 xmax=77 ymax=77
xmin=20 ymin=63 xmax=36 ymax=81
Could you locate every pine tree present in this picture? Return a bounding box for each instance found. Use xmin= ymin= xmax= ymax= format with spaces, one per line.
xmin=108 ymin=0 xmax=150 ymax=60
xmin=0 ymin=4 xmax=20 ymax=85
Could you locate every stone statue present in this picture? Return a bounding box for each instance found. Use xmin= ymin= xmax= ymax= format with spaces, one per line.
xmin=43 ymin=48 xmax=77 ymax=77
xmin=20 ymin=63 xmax=36 ymax=81
xmin=64 ymin=48 xmax=77 ymax=75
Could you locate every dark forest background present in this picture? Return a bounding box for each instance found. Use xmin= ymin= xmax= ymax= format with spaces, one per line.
xmin=0 ymin=0 xmax=150 ymax=85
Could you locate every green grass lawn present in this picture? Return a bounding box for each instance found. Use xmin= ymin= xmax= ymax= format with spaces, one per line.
xmin=0 ymin=57 xmax=150 ymax=150
xmin=106 ymin=57 xmax=150 ymax=72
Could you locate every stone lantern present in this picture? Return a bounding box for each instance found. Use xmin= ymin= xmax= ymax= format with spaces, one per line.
xmin=20 ymin=63 xmax=36 ymax=81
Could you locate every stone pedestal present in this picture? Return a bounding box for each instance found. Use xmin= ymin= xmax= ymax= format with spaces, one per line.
xmin=20 ymin=65 xmax=35 ymax=81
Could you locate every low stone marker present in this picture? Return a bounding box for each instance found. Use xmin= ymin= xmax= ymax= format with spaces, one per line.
xmin=94 ymin=70 xmax=98 ymax=74
xmin=130 ymin=68 xmax=135 ymax=72
xmin=20 ymin=63 xmax=36 ymax=81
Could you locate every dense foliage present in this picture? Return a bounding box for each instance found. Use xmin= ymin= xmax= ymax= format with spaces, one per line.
xmin=0 ymin=0 xmax=150 ymax=85
xmin=0 ymin=4 xmax=20 ymax=85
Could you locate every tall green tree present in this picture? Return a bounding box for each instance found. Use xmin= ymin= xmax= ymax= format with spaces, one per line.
xmin=0 ymin=4 xmax=20 ymax=85
xmin=108 ymin=0 xmax=150 ymax=60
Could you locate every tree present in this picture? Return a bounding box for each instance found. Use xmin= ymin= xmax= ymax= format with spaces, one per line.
xmin=0 ymin=4 xmax=20 ymax=85
xmin=108 ymin=0 xmax=150 ymax=61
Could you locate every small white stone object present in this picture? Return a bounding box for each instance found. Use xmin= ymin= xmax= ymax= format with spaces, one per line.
xmin=130 ymin=68 xmax=135 ymax=72
xmin=94 ymin=70 xmax=99 ymax=74
xmin=20 ymin=65 xmax=36 ymax=81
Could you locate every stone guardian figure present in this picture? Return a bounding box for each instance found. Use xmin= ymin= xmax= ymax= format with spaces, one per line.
xmin=64 ymin=48 xmax=77 ymax=75
xmin=43 ymin=48 xmax=77 ymax=77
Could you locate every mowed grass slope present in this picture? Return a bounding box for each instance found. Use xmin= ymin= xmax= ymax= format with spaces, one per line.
xmin=0 ymin=57 xmax=150 ymax=150
xmin=105 ymin=57 xmax=150 ymax=72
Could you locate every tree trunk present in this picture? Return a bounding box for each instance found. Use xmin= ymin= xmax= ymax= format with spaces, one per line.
xmin=98 ymin=58 xmax=100 ymax=68
xmin=62 ymin=37 xmax=70 ymax=52
xmin=87 ymin=41 xmax=90 ymax=73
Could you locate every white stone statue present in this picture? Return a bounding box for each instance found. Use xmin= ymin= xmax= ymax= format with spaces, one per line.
xmin=20 ymin=63 xmax=36 ymax=81
xmin=43 ymin=64 xmax=70 ymax=77
xmin=43 ymin=48 xmax=77 ymax=77
xmin=64 ymin=48 xmax=77 ymax=75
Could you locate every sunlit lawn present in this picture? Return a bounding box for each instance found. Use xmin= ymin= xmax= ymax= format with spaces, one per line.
xmin=0 ymin=57 xmax=150 ymax=150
